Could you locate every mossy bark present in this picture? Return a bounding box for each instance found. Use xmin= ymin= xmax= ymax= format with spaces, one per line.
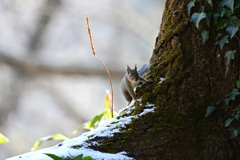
xmin=87 ymin=0 xmax=240 ymax=159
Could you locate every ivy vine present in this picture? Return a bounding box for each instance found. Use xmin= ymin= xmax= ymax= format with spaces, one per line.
xmin=187 ymin=0 xmax=240 ymax=139
xmin=187 ymin=0 xmax=240 ymax=64
xmin=205 ymin=79 xmax=240 ymax=139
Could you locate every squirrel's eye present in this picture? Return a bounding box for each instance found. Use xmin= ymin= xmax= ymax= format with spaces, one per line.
xmin=130 ymin=75 xmax=132 ymax=77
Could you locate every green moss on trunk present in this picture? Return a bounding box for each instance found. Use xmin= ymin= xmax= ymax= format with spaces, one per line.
xmin=85 ymin=0 xmax=240 ymax=159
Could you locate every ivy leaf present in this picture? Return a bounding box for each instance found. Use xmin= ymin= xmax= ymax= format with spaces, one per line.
xmin=227 ymin=127 xmax=240 ymax=139
xmin=225 ymin=17 xmax=240 ymax=38
xmin=217 ymin=18 xmax=227 ymax=29
xmin=236 ymin=79 xmax=240 ymax=89
xmin=216 ymin=101 xmax=221 ymax=105
xmin=223 ymin=98 xmax=231 ymax=105
xmin=190 ymin=12 xmax=206 ymax=28
xmin=225 ymin=16 xmax=240 ymax=26
xmin=225 ymin=118 xmax=234 ymax=127
xmin=226 ymin=25 xmax=239 ymax=38
xmin=215 ymin=35 xmax=229 ymax=49
xmin=205 ymin=106 xmax=215 ymax=118
xmin=217 ymin=1 xmax=223 ymax=7
xmin=187 ymin=1 xmax=195 ymax=16
xmin=198 ymin=6 xmax=205 ymax=13
xmin=218 ymin=7 xmax=225 ymax=17
xmin=228 ymin=88 xmax=240 ymax=100
xmin=222 ymin=0 xmax=234 ymax=12
xmin=205 ymin=12 xmax=212 ymax=28
xmin=235 ymin=0 xmax=240 ymax=9
xmin=207 ymin=0 xmax=213 ymax=6
xmin=234 ymin=105 xmax=240 ymax=113
xmin=201 ymin=30 xmax=209 ymax=45
xmin=235 ymin=113 xmax=240 ymax=120
xmin=225 ymin=50 xmax=236 ymax=64
xmin=216 ymin=33 xmax=222 ymax=40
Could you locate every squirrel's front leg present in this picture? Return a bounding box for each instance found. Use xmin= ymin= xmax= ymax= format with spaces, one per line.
xmin=139 ymin=75 xmax=152 ymax=83
xmin=127 ymin=84 xmax=137 ymax=100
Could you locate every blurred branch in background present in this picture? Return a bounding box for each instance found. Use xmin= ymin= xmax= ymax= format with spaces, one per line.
xmin=0 ymin=53 xmax=125 ymax=77
xmin=29 ymin=0 xmax=61 ymax=53
xmin=0 ymin=0 xmax=164 ymax=159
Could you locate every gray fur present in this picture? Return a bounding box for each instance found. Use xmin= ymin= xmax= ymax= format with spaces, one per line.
xmin=121 ymin=63 xmax=151 ymax=102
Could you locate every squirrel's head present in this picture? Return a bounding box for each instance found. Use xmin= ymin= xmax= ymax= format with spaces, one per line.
xmin=127 ymin=64 xmax=139 ymax=82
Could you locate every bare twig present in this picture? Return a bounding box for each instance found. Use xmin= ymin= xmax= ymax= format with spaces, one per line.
xmin=86 ymin=14 xmax=114 ymax=118
xmin=234 ymin=35 xmax=240 ymax=42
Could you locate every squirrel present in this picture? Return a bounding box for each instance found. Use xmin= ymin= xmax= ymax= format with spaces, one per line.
xmin=121 ymin=63 xmax=151 ymax=102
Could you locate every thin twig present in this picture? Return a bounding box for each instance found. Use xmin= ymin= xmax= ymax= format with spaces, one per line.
xmin=86 ymin=14 xmax=114 ymax=118
xmin=234 ymin=35 xmax=240 ymax=42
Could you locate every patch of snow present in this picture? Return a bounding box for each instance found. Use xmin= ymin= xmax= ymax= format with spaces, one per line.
xmin=7 ymin=99 xmax=155 ymax=160
xmin=158 ymin=77 xmax=166 ymax=84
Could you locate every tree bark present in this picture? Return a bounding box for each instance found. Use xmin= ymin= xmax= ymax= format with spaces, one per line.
xmin=87 ymin=0 xmax=240 ymax=159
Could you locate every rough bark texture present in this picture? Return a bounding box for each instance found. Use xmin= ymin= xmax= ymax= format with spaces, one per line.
xmin=84 ymin=0 xmax=240 ymax=159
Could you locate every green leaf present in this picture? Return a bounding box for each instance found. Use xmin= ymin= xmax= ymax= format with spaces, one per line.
xmin=44 ymin=153 xmax=63 ymax=160
xmin=225 ymin=16 xmax=240 ymax=26
xmin=85 ymin=111 xmax=107 ymax=130
xmin=218 ymin=18 xmax=228 ymax=29
xmin=234 ymin=105 xmax=240 ymax=113
xmin=218 ymin=7 xmax=227 ymax=17
xmin=201 ymin=30 xmax=209 ymax=45
xmin=225 ymin=16 xmax=240 ymax=38
xmin=82 ymin=156 xmax=94 ymax=160
xmin=226 ymin=25 xmax=239 ymax=38
xmin=235 ymin=113 xmax=240 ymax=120
xmin=216 ymin=35 xmax=229 ymax=49
xmin=207 ymin=0 xmax=213 ymax=6
xmin=227 ymin=127 xmax=240 ymax=139
xmin=31 ymin=134 xmax=69 ymax=151
xmin=222 ymin=0 xmax=234 ymax=12
xmin=216 ymin=101 xmax=221 ymax=105
xmin=205 ymin=106 xmax=216 ymax=118
xmin=217 ymin=1 xmax=223 ymax=7
xmin=225 ymin=50 xmax=236 ymax=64
xmin=223 ymin=98 xmax=231 ymax=105
xmin=198 ymin=6 xmax=205 ymax=13
xmin=235 ymin=0 xmax=240 ymax=9
xmin=72 ymin=154 xmax=83 ymax=160
xmin=205 ymin=12 xmax=212 ymax=28
xmin=0 ymin=133 xmax=9 ymax=143
xmin=187 ymin=1 xmax=195 ymax=16
xmin=225 ymin=118 xmax=234 ymax=127
xmin=190 ymin=12 xmax=206 ymax=28
xmin=228 ymin=88 xmax=240 ymax=100
xmin=236 ymin=79 xmax=240 ymax=89
xmin=216 ymin=33 xmax=222 ymax=40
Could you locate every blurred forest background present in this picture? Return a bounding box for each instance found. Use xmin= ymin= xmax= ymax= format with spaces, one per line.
xmin=0 ymin=0 xmax=164 ymax=159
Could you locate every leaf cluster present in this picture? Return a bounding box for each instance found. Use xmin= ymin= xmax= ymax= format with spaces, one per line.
xmin=205 ymin=79 xmax=240 ymax=139
xmin=188 ymin=0 xmax=239 ymax=64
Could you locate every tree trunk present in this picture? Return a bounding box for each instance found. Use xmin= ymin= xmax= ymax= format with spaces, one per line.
xmin=8 ymin=0 xmax=240 ymax=159
xmin=88 ymin=0 xmax=240 ymax=159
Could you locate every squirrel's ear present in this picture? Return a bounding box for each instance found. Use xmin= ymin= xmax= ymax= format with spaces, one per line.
xmin=127 ymin=65 xmax=131 ymax=73
xmin=135 ymin=64 xmax=137 ymax=70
